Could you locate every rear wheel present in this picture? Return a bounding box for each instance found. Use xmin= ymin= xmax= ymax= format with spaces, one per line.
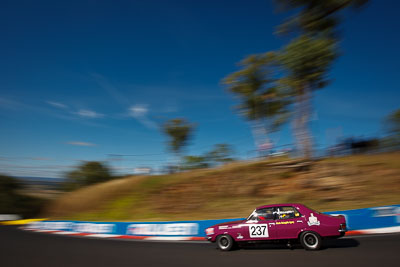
xmin=300 ymin=231 xmax=322 ymax=250
xmin=216 ymin=234 xmax=235 ymax=251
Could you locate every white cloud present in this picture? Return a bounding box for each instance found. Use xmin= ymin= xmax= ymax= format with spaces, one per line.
xmin=47 ymin=101 xmax=68 ymax=109
xmin=129 ymin=104 xmax=148 ymax=118
xmin=67 ymin=141 xmax=97 ymax=147
xmin=76 ymin=109 xmax=104 ymax=118
xmin=128 ymin=104 xmax=157 ymax=129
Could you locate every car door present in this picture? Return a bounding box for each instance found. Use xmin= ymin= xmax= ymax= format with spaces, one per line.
xmin=273 ymin=206 xmax=305 ymax=239
xmin=241 ymin=207 xmax=276 ymax=241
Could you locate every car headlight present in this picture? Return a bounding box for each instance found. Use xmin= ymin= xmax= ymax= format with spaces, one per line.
xmin=206 ymin=227 xmax=214 ymax=235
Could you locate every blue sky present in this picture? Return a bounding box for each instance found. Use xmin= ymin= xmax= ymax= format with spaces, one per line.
xmin=1 ymin=0 xmax=399 ymax=178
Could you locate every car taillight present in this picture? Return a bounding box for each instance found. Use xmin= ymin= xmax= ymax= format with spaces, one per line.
xmin=206 ymin=228 xmax=214 ymax=235
xmin=340 ymin=223 xmax=347 ymax=231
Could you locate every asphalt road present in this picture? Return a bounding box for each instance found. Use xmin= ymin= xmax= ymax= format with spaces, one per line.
xmin=1 ymin=226 xmax=399 ymax=267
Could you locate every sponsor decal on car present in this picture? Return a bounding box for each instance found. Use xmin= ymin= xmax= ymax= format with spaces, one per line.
xmin=276 ymin=221 xmax=295 ymax=225
xmin=307 ymin=213 xmax=320 ymax=226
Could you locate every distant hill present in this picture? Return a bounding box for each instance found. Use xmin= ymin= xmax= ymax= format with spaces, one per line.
xmin=44 ymin=152 xmax=400 ymax=222
xmin=17 ymin=176 xmax=65 ymax=183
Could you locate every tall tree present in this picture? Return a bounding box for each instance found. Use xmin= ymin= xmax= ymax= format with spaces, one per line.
xmin=274 ymin=0 xmax=368 ymax=158
xmin=279 ymin=36 xmax=336 ymax=158
xmin=163 ymin=118 xmax=195 ymax=160
xmin=223 ymin=52 xmax=289 ymax=151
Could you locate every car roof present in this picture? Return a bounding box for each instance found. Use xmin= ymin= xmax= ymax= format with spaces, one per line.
xmin=256 ymin=203 xmax=304 ymax=210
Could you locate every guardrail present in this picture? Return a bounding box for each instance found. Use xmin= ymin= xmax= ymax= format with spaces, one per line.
xmin=24 ymin=205 xmax=400 ymax=240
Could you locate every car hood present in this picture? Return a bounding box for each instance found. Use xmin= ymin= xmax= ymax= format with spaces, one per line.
xmin=212 ymin=220 xmax=245 ymax=227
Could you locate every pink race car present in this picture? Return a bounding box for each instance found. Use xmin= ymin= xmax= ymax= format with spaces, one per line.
xmin=205 ymin=203 xmax=347 ymax=251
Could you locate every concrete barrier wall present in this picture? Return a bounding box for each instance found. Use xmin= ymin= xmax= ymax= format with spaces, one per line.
xmin=26 ymin=205 xmax=400 ymax=238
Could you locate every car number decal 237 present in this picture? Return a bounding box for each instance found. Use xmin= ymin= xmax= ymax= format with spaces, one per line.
xmin=248 ymin=224 xmax=269 ymax=238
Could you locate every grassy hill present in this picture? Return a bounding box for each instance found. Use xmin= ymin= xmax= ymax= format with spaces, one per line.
xmin=44 ymin=152 xmax=400 ymax=222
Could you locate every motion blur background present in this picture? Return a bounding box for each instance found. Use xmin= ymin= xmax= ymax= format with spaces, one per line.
xmin=0 ymin=0 xmax=399 ymax=221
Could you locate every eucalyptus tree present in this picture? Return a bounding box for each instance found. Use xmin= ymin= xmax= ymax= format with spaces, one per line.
xmin=274 ymin=0 xmax=368 ymax=158
xmin=163 ymin=118 xmax=195 ymax=162
xmin=223 ymin=0 xmax=368 ymax=158
xmin=278 ymin=36 xmax=336 ymax=158
xmin=223 ymin=52 xmax=290 ymax=152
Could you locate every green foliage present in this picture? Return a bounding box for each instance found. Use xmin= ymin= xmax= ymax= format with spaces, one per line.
xmin=207 ymin=143 xmax=235 ymax=164
xmin=0 ymin=174 xmax=45 ymax=218
xmin=223 ymin=0 xmax=368 ymax=159
xmin=273 ymin=0 xmax=366 ymax=158
xmin=182 ymin=155 xmax=210 ymax=170
xmin=181 ymin=143 xmax=235 ymax=170
xmin=383 ymin=109 xmax=400 ymax=148
xmin=163 ymin=118 xmax=195 ymax=155
xmin=386 ymin=109 xmax=400 ymax=135
xmin=63 ymin=161 xmax=113 ymax=191
xmin=279 ymin=36 xmax=337 ymax=93
xmin=0 ymin=175 xmax=21 ymax=213
xmin=275 ymin=0 xmax=369 ymax=36
xmin=223 ymin=52 xmax=290 ymax=133
xmin=278 ymin=35 xmax=337 ymax=159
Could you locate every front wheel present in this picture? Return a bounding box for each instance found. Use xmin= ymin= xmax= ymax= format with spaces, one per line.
xmin=216 ymin=234 xmax=235 ymax=251
xmin=300 ymin=231 xmax=322 ymax=250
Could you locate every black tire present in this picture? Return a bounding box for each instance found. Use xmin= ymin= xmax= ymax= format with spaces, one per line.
xmin=300 ymin=231 xmax=322 ymax=250
xmin=216 ymin=234 xmax=235 ymax=251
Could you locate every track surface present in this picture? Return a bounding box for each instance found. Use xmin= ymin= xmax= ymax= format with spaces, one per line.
xmin=1 ymin=226 xmax=399 ymax=267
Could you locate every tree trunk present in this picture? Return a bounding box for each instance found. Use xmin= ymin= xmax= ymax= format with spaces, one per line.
xmin=251 ymin=120 xmax=271 ymax=158
xmin=293 ymin=85 xmax=313 ymax=159
xmin=302 ymin=86 xmax=313 ymax=159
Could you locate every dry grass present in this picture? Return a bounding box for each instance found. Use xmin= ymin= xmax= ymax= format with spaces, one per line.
xmin=44 ymin=176 xmax=145 ymax=217
xmin=44 ymin=152 xmax=400 ymax=221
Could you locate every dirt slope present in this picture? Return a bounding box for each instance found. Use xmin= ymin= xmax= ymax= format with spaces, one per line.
xmin=44 ymin=153 xmax=400 ymax=221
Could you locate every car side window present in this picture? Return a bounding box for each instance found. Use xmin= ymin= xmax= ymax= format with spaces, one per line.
xmin=254 ymin=207 xmax=276 ymax=221
xmin=276 ymin=206 xmax=301 ymax=220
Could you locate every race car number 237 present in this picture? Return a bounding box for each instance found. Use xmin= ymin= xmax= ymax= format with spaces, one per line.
xmin=249 ymin=224 xmax=269 ymax=238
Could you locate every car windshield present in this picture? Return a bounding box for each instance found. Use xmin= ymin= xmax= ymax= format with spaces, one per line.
xmin=247 ymin=210 xmax=257 ymax=220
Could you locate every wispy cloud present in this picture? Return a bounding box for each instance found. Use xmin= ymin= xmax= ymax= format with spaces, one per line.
xmin=30 ymin=157 xmax=52 ymax=161
xmin=47 ymin=100 xmax=105 ymax=119
xmin=66 ymin=141 xmax=97 ymax=147
xmin=75 ymin=109 xmax=104 ymax=118
xmin=0 ymin=97 xmax=25 ymax=110
xmin=130 ymin=105 xmax=148 ymax=117
xmin=90 ymin=72 xmax=129 ymax=105
xmin=46 ymin=101 xmax=68 ymax=109
xmin=128 ymin=104 xmax=158 ymax=129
